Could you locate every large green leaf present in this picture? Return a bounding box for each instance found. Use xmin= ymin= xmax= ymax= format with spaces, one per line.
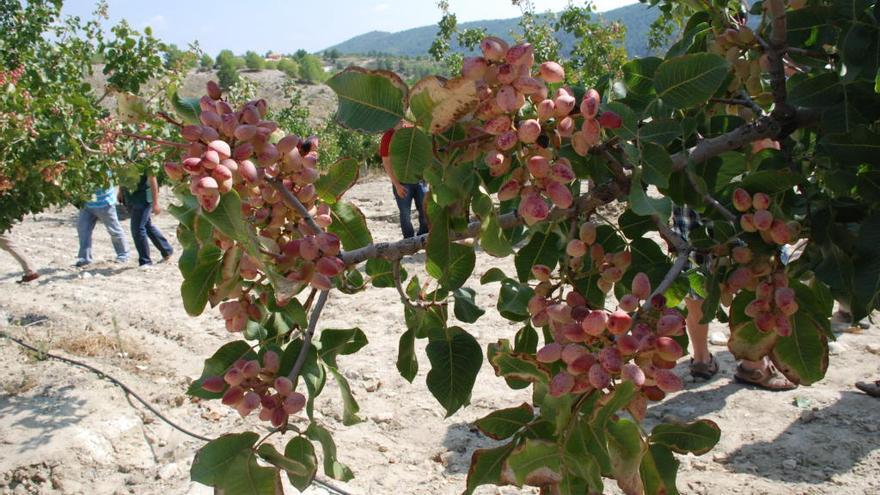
xmin=180 ymin=244 xmax=223 ymax=316
xmin=622 ymin=57 xmax=663 ymax=95
xmin=488 ymin=341 xmax=550 ymax=384
xmin=629 ymin=174 xmax=672 ymax=219
xmin=326 ymin=67 xmax=407 ymax=133
xmin=305 ymin=423 xmax=354 ymax=482
xmin=514 ymin=231 xmax=562 ymax=282
xmin=168 ymin=88 xmax=201 ymax=125
xmin=771 ymin=311 xmax=829 ymax=385
xmin=654 ymin=53 xmax=729 ymax=108
xmin=283 ymin=437 xmax=317 ymax=491
xmin=389 ymin=127 xmax=432 ymax=183
xmin=480 ymin=211 xmax=515 ymax=257
xmin=218 ymin=451 xmax=278 ymax=495
xmin=607 ymin=419 xmax=647 ymax=495
xmin=640 ymin=444 xmax=680 ymax=495
xmin=649 ymin=420 xmax=721 ymax=455
xmin=639 ymin=118 xmax=681 ymax=146
xmin=819 ymin=126 xmax=880 ymax=166
xmin=328 ymin=201 xmax=373 ymax=250
xmin=727 ymin=291 xmax=779 ymax=361
xmin=788 ymin=72 xmax=843 ymax=108
xmin=426 ymin=206 xmax=476 ymax=290
xmin=315 ymin=157 xmax=360 ymax=204
xmin=191 ymin=432 xmax=260 ymax=486
xmin=464 ymin=442 xmax=516 ymax=495
xmin=256 ymin=444 xmax=309 ymax=478
xmin=425 ymin=327 xmax=483 ymax=417
xmin=641 ymin=142 xmax=673 ymax=188
xmin=327 ymin=367 xmax=362 ymax=425
xmin=475 ymin=403 xmax=534 ymax=440
xmin=505 ymin=439 xmax=564 ymax=487
xmin=202 ymin=190 xmax=248 ymax=242
xmin=497 ymin=278 xmax=535 ymax=322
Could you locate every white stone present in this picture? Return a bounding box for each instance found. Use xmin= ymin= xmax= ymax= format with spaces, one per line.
xmin=828 ymin=342 xmax=847 ymax=355
xmin=709 ymin=332 xmax=728 ymax=346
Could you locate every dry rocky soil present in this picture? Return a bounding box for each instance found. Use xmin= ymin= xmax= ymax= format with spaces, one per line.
xmin=1 ymin=179 xmax=878 ymax=495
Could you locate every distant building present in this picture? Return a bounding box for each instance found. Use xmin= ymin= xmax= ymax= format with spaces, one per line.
xmin=265 ymin=52 xmax=283 ymax=62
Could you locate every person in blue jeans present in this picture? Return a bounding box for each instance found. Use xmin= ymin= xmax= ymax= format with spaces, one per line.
xmin=76 ymin=184 xmax=130 ymax=266
xmin=123 ymin=174 xmax=173 ymax=266
xmin=380 ymin=127 xmax=429 ymax=238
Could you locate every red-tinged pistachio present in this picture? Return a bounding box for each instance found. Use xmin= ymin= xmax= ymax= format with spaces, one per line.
xmin=597 ymin=111 xmax=622 ymax=129
xmin=234 ymin=124 xmax=258 ymax=141
xmin=241 ymin=105 xmax=260 ymax=125
xmin=550 ymin=162 xmax=575 ymax=183
xmin=215 ymin=100 xmax=233 ymax=115
xmin=181 ymin=125 xmax=202 ymax=141
xmin=505 ymin=43 xmax=534 ymax=67
xmin=206 ymin=81 xmax=222 ymax=100
xmin=208 ymin=140 xmax=231 ymax=160
xmin=517 ymin=119 xmax=541 ymax=143
xmin=536 ymin=99 xmax=556 ymax=120
xmin=732 ymin=187 xmax=751 ymax=212
xmin=557 ymin=116 xmax=575 ymax=137
xmin=164 ymin=162 xmax=183 ymax=181
xmin=496 ymin=85 xmax=520 ymax=113
xmin=497 ymin=179 xmax=521 ymax=201
xmin=316 ymin=256 xmax=345 ymax=277
xmin=495 ymin=130 xmax=519 ymax=151
xmin=233 ymin=142 xmax=253 ymax=160
xmin=200 ymin=110 xmax=221 ymax=128
xmin=276 ymin=134 xmax=301 ymax=155
xmin=199 ymin=95 xmax=215 ymax=112
xmin=461 ymin=56 xmax=489 ymax=80
xmin=484 ymin=115 xmax=512 ymax=135
xmin=753 ymin=209 xmax=773 ymax=231
xmin=740 ymin=213 xmax=757 ymax=232
xmin=580 ymin=88 xmax=601 ymax=118
xmin=554 ymin=93 xmax=576 ymax=117
xmin=513 ymin=76 xmax=545 ymax=95
xmin=496 ymin=63 xmax=517 ymax=85
xmin=546 ymin=181 xmax=573 ymax=208
xmin=480 ymin=36 xmax=508 ymax=62
xmin=607 ymin=310 xmax=632 ymax=335
xmin=549 ymin=372 xmax=575 ymax=396
xmin=201 ymin=125 xmax=220 ymax=142
xmin=310 ymin=273 xmax=332 ymax=290
xmin=518 ymin=193 xmax=550 ymax=225
xmin=538 ymin=61 xmax=565 ymax=83
xmin=632 ymin=272 xmax=651 ymax=300
xmin=238 ymin=159 xmax=259 ymax=183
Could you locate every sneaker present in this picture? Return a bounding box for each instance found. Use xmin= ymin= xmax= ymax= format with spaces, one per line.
xmin=160 ymin=252 xmax=173 ymax=263
xmin=115 ymin=257 xmax=130 ymax=264
xmin=75 ymin=259 xmax=91 ymax=267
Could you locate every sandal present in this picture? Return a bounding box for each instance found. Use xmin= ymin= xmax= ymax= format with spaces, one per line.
xmin=855 ymin=380 xmax=880 ymax=398
xmin=734 ymin=363 xmax=797 ymax=391
xmin=16 ymin=272 xmax=39 ymax=284
xmin=689 ymin=354 xmax=719 ymax=380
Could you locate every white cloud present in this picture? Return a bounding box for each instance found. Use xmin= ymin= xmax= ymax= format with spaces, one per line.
xmin=374 ymin=3 xmax=390 ymax=12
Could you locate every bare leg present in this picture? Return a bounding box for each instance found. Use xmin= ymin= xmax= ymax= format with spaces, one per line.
xmin=685 ymin=296 xmax=711 ymax=363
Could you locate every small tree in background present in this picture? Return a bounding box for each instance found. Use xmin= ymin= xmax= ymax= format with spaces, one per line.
xmin=244 ymin=50 xmax=265 ymax=71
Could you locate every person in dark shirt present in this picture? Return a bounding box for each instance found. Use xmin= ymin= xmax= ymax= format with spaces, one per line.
xmin=380 ymin=127 xmax=428 ymax=239
xmin=123 ymin=174 xmax=173 ymax=266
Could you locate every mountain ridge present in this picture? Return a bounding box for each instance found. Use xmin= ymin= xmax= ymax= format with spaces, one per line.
xmin=323 ymin=2 xmax=662 ymax=58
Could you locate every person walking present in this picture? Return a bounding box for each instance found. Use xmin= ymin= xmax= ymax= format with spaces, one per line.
xmin=75 ymin=183 xmax=130 ymax=267
xmin=670 ymin=204 xmax=797 ymax=390
xmin=379 ymin=126 xmax=429 ymax=239
xmin=0 ymin=228 xmax=39 ymax=283
xmin=122 ymin=174 xmax=173 ymax=266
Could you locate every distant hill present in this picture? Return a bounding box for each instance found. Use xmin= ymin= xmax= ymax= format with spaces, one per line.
xmin=324 ymin=2 xmax=663 ymax=58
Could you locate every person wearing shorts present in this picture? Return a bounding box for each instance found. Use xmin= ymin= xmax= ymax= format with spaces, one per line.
xmin=671 ymin=205 xmax=796 ymax=390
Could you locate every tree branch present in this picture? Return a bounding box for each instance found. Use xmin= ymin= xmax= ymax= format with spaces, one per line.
xmin=391 ymin=260 xmax=415 ymax=310
xmin=269 ymin=178 xmax=324 ymax=235
xmin=763 ymin=0 xmax=794 ymax=119
xmin=288 ymin=289 xmax=329 ymax=385
xmin=115 ymin=131 xmax=188 ymax=149
xmin=639 ymin=251 xmax=692 ymax=312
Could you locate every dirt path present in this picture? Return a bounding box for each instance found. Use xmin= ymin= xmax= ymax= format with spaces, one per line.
xmin=1 ymin=179 xmax=878 ymax=495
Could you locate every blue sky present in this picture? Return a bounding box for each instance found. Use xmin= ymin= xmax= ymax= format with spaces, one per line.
xmin=60 ymin=0 xmax=638 ymax=56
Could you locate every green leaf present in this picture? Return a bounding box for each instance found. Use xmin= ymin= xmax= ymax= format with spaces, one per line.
xmin=425 ymin=327 xmax=483 ymax=417
xmin=464 ymin=442 xmax=516 ymax=495
xmin=619 ymin=210 xmax=654 ymax=239
xmin=514 ymin=231 xmax=562 ymax=282
xmin=218 ymin=451 xmax=278 ymax=495
xmin=202 ymin=190 xmax=249 ymax=242
xmin=180 ymin=244 xmax=223 ymax=316
xmin=650 ymin=420 xmax=721 ymax=455
xmin=654 ymin=53 xmax=730 ymax=109
xmin=606 ymin=419 xmax=647 ymax=495
xmin=771 ymin=311 xmax=829 ymax=385
xmin=480 ymin=267 xmax=508 ymax=284
xmin=426 ymin=206 xmax=476 ymax=290
xmin=319 ymin=328 xmax=368 ymax=367
xmin=305 ymin=423 xmax=354 ymax=482
xmin=326 ymin=67 xmax=407 ymax=133
xmin=256 ymin=444 xmax=309 ymax=477
xmin=622 ymin=57 xmax=663 ymax=95
xmin=283 ymin=437 xmax=317 ymax=491
xmin=188 ymin=340 xmax=256 ymax=398
xmin=788 ymin=72 xmax=843 ymax=108
xmin=328 ymin=201 xmax=373 ymax=250
xmin=641 ymin=142 xmax=673 ymax=188
xmin=640 ymin=444 xmax=680 ymax=495
xmin=365 ymin=258 xmax=405 ymax=288
xmin=169 ymin=89 xmax=201 ymax=125
xmin=327 ymin=367 xmax=362 ymax=425
xmin=453 ymin=287 xmax=485 ymax=323
xmin=480 ymin=211 xmax=515 ymax=257
xmin=475 ymin=403 xmax=534 ymax=440
xmin=639 ymin=118 xmax=681 ymax=146
xmin=488 ymin=341 xmax=550 ymax=384
xmin=389 ymin=127 xmax=432 ymax=183
xmin=396 ymin=328 xmax=418 ymax=382
xmin=315 ymin=157 xmax=360 ymax=204
xmin=629 ymin=174 xmax=672 ymax=219
xmin=409 ymin=76 xmax=480 ymax=134
xmin=819 ymin=126 xmax=880 ymax=167
xmin=191 ymin=432 xmax=259 ymax=486
xmin=505 ymin=439 xmax=564 ymax=487
xmin=497 ymin=279 xmax=535 ymax=322
xmin=728 ymin=291 xmax=779 ymax=361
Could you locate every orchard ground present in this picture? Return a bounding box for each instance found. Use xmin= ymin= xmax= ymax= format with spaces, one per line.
xmin=0 ymin=178 xmax=878 ymax=495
